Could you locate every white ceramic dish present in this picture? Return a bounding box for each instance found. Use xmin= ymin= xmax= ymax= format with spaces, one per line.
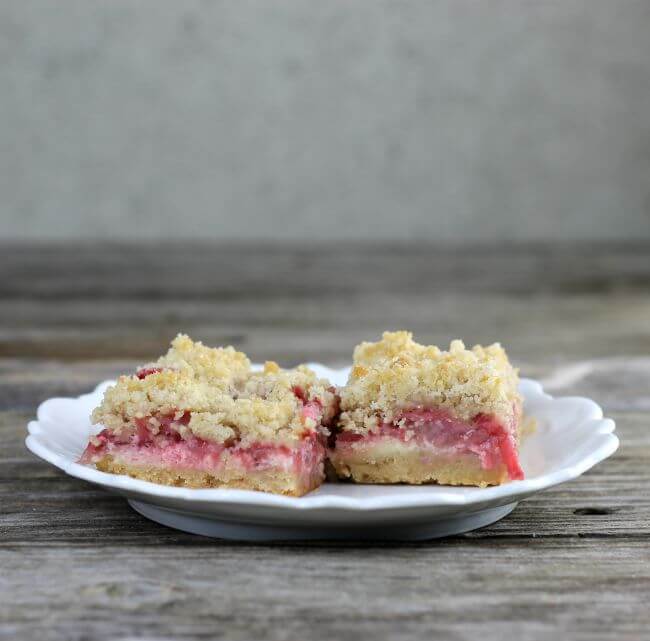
xmin=26 ymin=365 xmax=618 ymax=541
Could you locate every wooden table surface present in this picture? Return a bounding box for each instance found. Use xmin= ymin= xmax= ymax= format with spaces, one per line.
xmin=1 ymin=243 xmax=649 ymax=641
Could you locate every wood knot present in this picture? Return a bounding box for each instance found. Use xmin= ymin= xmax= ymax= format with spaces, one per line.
xmin=573 ymin=507 xmax=618 ymax=516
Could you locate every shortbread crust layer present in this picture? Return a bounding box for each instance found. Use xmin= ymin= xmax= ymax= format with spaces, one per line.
xmin=329 ymin=443 xmax=509 ymax=487
xmin=94 ymin=458 xmax=317 ymax=496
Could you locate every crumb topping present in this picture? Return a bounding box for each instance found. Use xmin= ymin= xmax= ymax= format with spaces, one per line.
xmin=339 ymin=331 xmax=521 ymax=433
xmin=141 ymin=333 xmax=251 ymax=384
xmin=92 ymin=335 xmax=337 ymax=445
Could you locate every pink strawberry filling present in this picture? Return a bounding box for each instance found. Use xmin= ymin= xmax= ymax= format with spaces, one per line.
xmin=81 ymin=412 xmax=326 ymax=478
xmin=135 ymin=366 xmax=164 ymax=379
xmin=293 ymin=386 xmax=326 ymax=425
xmin=335 ymin=407 xmax=523 ymax=480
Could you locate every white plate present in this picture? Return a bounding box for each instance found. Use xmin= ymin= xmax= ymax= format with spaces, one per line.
xmin=25 ymin=366 xmax=619 ymax=541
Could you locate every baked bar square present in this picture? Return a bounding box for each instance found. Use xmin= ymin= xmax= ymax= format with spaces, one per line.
xmin=330 ymin=331 xmax=524 ymax=487
xmin=81 ymin=334 xmax=338 ymax=496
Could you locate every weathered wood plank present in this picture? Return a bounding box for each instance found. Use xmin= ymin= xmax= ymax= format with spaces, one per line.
xmin=1 ymin=541 xmax=648 ymax=641
xmin=1 ymin=293 xmax=650 ymax=362
xmin=1 ymin=242 xmax=649 ymax=298
xmin=1 ymin=243 xmax=649 ymax=362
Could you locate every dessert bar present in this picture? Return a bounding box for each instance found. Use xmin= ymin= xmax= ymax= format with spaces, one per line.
xmin=81 ymin=335 xmax=338 ymax=496
xmin=330 ymin=331 xmax=524 ymax=487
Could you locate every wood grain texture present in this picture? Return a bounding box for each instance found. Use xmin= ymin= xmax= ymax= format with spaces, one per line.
xmin=1 ymin=243 xmax=649 ymax=641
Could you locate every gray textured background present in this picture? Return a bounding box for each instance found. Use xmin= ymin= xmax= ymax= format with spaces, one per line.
xmin=1 ymin=0 xmax=650 ymax=242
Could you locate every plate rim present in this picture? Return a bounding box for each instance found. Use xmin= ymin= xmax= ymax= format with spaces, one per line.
xmin=25 ymin=371 xmax=619 ymax=513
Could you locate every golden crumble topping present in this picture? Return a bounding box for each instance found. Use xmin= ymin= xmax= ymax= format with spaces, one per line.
xmin=340 ymin=331 xmax=521 ymax=433
xmin=146 ymin=333 xmax=251 ymax=384
xmin=91 ymin=335 xmax=337 ymax=445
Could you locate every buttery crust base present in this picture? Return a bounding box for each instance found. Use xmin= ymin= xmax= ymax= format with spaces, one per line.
xmin=329 ymin=444 xmax=508 ymax=487
xmin=95 ymin=455 xmax=323 ymax=497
